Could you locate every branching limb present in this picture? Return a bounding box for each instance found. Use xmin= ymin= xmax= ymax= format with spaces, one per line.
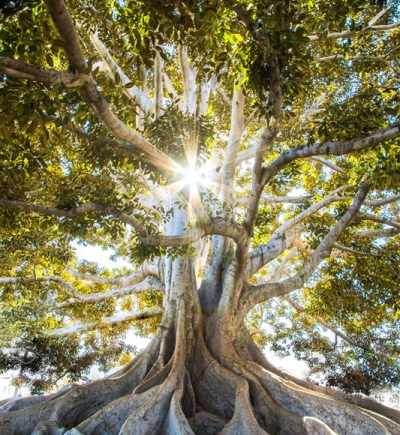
xmin=240 ymin=182 xmax=369 ymax=313
xmin=220 ymin=88 xmax=246 ymax=204
xmin=0 ymin=199 xmax=246 ymax=247
xmin=332 ymin=243 xmax=379 ymax=257
xmin=222 ymin=0 xmax=271 ymax=53
xmin=41 ymin=0 xmax=180 ymax=175
xmin=260 ymin=123 xmax=400 ymax=188
xmin=364 ymin=194 xmax=400 ymax=207
xmin=178 ymin=45 xmax=197 ymax=114
xmin=274 ymin=193 xmax=347 ymax=237
xmin=0 ymin=276 xmax=82 ymax=299
xmin=0 ymin=57 xmax=75 ymax=85
xmin=309 ymin=156 xmax=346 ymax=174
xmin=355 ymin=228 xmax=400 ymax=238
xmin=243 ymin=57 xmax=283 ymax=236
xmin=308 ymin=22 xmax=400 ymax=43
xmin=0 ymin=198 xmax=148 ymax=235
xmin=247 ymin=190 xmax=351 ymax=277
xmin=369 ymin=0 xmax=395 ymax=26
xmin=236 ymin=194 xmax=313 ymax=206
xmin=356 ymin=213 xmax=400 ymax=230
xmin=77 ymin=25 xmax=154 ymax=115
xmin=247 ymin=227 xmax=302 ymax=278
xmin=66 ymin=261 xmax=161 ymax=286
xmin=162 ymin=72 xmax=179 ymax=102
xmin=58 ymin=276 xmax=164 ymax=308
xmin=42 ymin=306 xmax=163 ymax=337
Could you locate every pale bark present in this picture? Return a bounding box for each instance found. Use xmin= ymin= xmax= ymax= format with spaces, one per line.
xmin=356 ymin=213 xmax=400 ymax=230
xmin=42 ymin=0 xmax=181 ymax=176
xmin=79 ymin=26 xmax=154 ymax=115
xmin=58 ymin=276 xmax=164 ymax=308
xmin=241 ymin=182 xmax=369 ymax=312
xmin=308 ymin=22 xmax=400 ymax=43
xmin=43 ymin=306 xmax=163 ymax=337
xmin=1 ymin=2 xmax=399 ymax=433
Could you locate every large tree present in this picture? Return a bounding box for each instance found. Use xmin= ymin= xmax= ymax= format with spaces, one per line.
xmin=0 ymin=0 xmax=399 ymax=433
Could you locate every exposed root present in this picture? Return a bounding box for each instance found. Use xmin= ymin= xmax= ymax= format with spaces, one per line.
xmin=0 ymin=385 xmax=73 ymax=413
xmin=246 ymin=360 xmax=396 ymax=435
xmin=162 ymin=387 xmax=195 ymax=435
xmin=218 ymin=380 xmax=269 ymax=435
xmin=235 ymin=324 xmax=400 ymax=426
xmin=2 ymin=311 xmax=399 ymax=435
xmin=187 ymin=412 xmax=227 ymax=435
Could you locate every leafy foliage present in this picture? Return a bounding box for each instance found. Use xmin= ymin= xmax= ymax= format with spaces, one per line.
xmin=0 ymin=0 xmax=399 ymax=397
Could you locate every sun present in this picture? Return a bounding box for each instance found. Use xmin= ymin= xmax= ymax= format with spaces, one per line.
xmin=182 ymin=163 xmax=202 ymax=189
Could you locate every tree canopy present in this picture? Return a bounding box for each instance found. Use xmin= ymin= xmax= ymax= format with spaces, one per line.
xmin=0 ymin=0 xmax=399 ymax=423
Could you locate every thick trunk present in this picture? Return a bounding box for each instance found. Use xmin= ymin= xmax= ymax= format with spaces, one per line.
xmin=1 ymin=261 xmax=399 ymax=435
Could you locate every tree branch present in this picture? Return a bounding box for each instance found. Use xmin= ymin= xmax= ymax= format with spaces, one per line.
xmin=309 ymin=156 xmax=346 ymax=174
xmin=356 ymin=213 xmax=400 ymax=230
xmin=0 ymin=57 xmax=75 ymax=85
xmin=42 ymin=306 xmax=163 ymax=337
xmin=220 ymin=88 xmax=246 ymax=205
xmin=364 ymin=194 xmax=400 ymax=207
xmin=78 ymin=25 xmax=154 ymax=115
xmin=58 ymin=276 xmax=164 ymax=308
xmin=283 ymin=296 xmax=372 ymax=352
xmin=308 ymin=22 xmax=400 ymax=43
xmin=236 ymin=194 xmax=313 ymax=206
xmin=355 ymin=228 xmax=399 ymax=238
xmin=0 ymin=198 xmax=148 ymax=235
xmin=240 ymin=182 xmax=369 ymax=313
xmin=247 ymin=227 xmax=302 ymax=278
xmin=153 ymin=50 xmax=164 ymax=117
xmin=314 ymin=55 xmax=399 ymax=74
xmin=332 ymin=243 xmax=378 ymax=257
xmin=42 ymin=0 xmax=180 ymax=176
xmin=66 ymin=261 xmax=160 ymax=286
xmin=260 ymin=123 xmax=400 ymax=188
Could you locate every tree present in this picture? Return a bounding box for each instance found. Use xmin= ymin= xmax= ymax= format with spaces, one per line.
xmin=0 ymin=0 xmax=399 ymax=433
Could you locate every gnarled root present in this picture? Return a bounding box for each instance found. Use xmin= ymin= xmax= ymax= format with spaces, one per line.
xmin=1 ymin=316 xmax=399 ymax=435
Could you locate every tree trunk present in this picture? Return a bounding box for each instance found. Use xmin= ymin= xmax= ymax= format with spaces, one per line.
xmin=1 ymin=251 xmax=399 ymax=435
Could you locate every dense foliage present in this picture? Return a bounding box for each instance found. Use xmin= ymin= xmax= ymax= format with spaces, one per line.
xmin=0 ymin=0 xmax=399 ymax=399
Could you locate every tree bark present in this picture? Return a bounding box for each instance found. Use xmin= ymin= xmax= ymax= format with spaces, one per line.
xmin=1 ymin=250 xmax=399 ymax=434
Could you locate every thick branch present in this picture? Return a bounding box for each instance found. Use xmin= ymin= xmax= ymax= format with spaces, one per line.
xmin=236 ymin=194 xmax=313 ymax=206
xmin=42 ymin=0 xmax=180 ymax=175
xmin=220 ymin=88 xmax=246 ymax=204
xmin=0 ymin=199 xmax=148 ymax=235
xmin=260 ymin=123 xmax=400 ymax=188
xmin=308 ymin=22 xmax=400 ymax=43
xmin=247 ymin=190 xmax=350 ymax=277
xmin=79 ymin=26 xmax=154 ymax=115
xmin=42 ymin=306 xmax=163 ymax=337
xmin=66 ymin=261 xmax=160 ymax=286
xmin=247 ymin=227 xmax=302 ymax=278
xmin=241 ymin=182 xmax=369 ymax=312
xmin=58 ymin=276 xmax=164 ymax=308
xmin=356 ymin=213 xmax=400 ymax=230
xmin=355 ymin=228 xmax=399 ymax=238
xmin=364 ymin=194 xmax=400 ymax=207
xmin=0 ymin=57 xmax=75 ymax=85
